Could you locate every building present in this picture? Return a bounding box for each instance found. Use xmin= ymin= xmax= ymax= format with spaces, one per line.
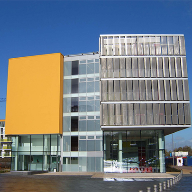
xmin=0 ymin=120 xmax=11 ymax=170
xmin=5 ymin=34 xmax=191 ymax=173
xmin=0 ymin=120 xmax=11 ymax=159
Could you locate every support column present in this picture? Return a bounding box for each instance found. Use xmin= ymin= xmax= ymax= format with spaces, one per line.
xmin=159 ymin=131 xmax=165 ymax=173
xmin=14 ymin=136 xmax=18 ymax=171
xmin=118 ymin=132 xmax=122 ymax=173
xmin=43 ymin=135 xmax=48 ymax=171
xmin=60 ymin=135 xmax=63 ymax=172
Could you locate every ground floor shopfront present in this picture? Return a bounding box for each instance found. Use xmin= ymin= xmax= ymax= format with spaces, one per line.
xmin=103 ymin=130 xmax=165 ymax=173
xmin=10 ymin=130 xmax=165 ymax=173
xmin=11 ymin=134 xmax=60 ymax=172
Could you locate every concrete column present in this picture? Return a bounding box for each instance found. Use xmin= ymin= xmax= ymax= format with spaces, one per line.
xmin=60 ymin=135 xmax=63 ymax=172
xmin=14 ymin=136 xmax=18 ymax=171
xmin=43 ymin=135 xmax=48 ymax=170
xmin=159 ymin=131 xmax=165 ymax=173
xmin=118 ymin=132 xmax=122 ymax=172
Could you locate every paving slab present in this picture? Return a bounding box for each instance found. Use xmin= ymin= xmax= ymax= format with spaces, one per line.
xmin=36 ymin=171 xmax=177 ymax=178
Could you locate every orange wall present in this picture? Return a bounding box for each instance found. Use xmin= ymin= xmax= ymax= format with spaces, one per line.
xmin=5 ymin=53 xmax=63 ymax=135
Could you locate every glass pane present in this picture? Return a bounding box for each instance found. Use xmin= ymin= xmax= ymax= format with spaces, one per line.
xmin=87 ymin=100 xmax=94 ymax=112
xmin=31 ymin=135 xmax=43 ymax=151
xmin=44 ymin=135 xmax=50 ymax=151
xmin=79 ymin=140 xmax=87 ymax=151
xmin=95 ymin=140 xmax=102 ymax=151
xmin=95 ymin=120 xmax=100 ymax=131
xmin=72 ymin=60 xmax=79 ymax=75
xmin=79 ymin=157 xmax=87 ymax=172
xmin=71 ymin=97 xmax=78 ymax=112
xmin=30 ymin=152 xmax=43 ymax=171
xmin=64 ymin=61 xmax=71 ymax=76
xmin=79 ymin=82 xmax=86 ymax=93
xmin=95 ymin=62 xmax=99 ymax=73
xmin=71 ymin=116 xmax=78 ymax=131
xmin=79 ymin=101 xmax=86 ymax=112
xmin=63 ymin=116 xmax=71 ymax=132
xmin=95 ymin=157 xmax=102 ymax=172
xmin=51 ymin=135 xmax=57 ymax=153
xmin=63 ymin=136 xmax=70 ymax=151
xmin=87 ymin=82 xmax=94 ymax=92
xmin=71 ymin=79 xmax=78 ymax=93
xmin=87 ymin=120 xmax=95 ymax=131
xmin=71 ymin=136 xmax=78 ymax=151
xmin=87 ymin=140 xmax=95 ymax=151
xmin=64 ymin=79 xmax=71 ymax=94
xmin=18 ymin=135 xmax=30 ymax=151
xmin=79 ymin=64 xmax=86 ymax=74
xmin=87 ymin=157 xmax=95 ymax=172
xmin=79 ymin=120 xmax=86 ymax=131
xmin=63 ymin=97 xmax=71 ymax=113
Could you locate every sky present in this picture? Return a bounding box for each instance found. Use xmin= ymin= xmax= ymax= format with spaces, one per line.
xmin=0 ymin=0 xmax=192 ymax=151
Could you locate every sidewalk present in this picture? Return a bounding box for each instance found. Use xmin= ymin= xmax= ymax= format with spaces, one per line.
xmin=36 ymin=171 xmax=177 ymax=179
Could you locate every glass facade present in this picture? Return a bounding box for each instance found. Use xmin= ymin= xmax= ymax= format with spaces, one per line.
xmin=63 ymin=54 xmax=103 ymax=172
xmin=11 ymin=134 xmax=60 ymax=171
xmin=100 ymin=34 xmax=191 ymax=173
xmin=7 ymin=34 xmax=191 ymax=173
xmin=104 ymin=130 xmax=165 ymax=173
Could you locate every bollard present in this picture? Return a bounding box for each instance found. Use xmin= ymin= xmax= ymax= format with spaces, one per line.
xmin=170 ymin=179 xmax=172 ymax=187
xmin=139 ymin=190 xmax=143 ymax=192
xmin=147 ymin=187 xmax=151 ymax=192
xmin=163 ymin=181 xmax=166 ymax=190
xmin=173 ymin=177 xmax=175 ymax=185
xmin=167 ymin=180 xmax=170 ymax=188
xmin=159 ymin=183 xmax=162 ymax=192
xmin=154 ymin=185 xmax=157 ymax=192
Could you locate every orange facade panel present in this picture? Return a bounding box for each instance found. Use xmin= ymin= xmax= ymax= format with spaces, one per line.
xmin=5 ymin=53 xmax=63 ymax=135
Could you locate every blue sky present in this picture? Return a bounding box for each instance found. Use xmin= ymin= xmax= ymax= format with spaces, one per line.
xmin=0 ymin=1 xmax=192 ymax=150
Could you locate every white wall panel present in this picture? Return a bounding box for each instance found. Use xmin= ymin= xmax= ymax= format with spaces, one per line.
xmin=128 ymin=104 xmax=134 ymax=125
xmin=146 ymin=80 xmax=152 ymax=100
xmin=107 ymin=58 xmax=113 ymax=78
xmin=127 ymin=80 xmax=133 ymax=101
xmin=164 ymin=80 xmax=171 ymax=100
xmin=144 ymin=57 xmax=150 ymax=77
xmin=163 ymin=57 xmax=169 ymax=77
xmin=114 ymin=80 xmax=120 ymax=101
xmin=126 ymin=58 xmax=132 ymax=77
xmin=147 ymin=103 xmax=153 ymax=125
xmin=133 ymin=80 xmax=139 ymax=100
xmin=120 ymin=58 xmax=126 ymax=77
xmin=140 ymin=103 xmax=146 ymax=125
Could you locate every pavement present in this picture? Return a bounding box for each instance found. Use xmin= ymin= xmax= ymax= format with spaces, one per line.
xmin=36 ymin=171 xmax=177 ymax=179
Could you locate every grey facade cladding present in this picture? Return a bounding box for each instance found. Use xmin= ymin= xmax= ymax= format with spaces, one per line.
xmin=100 ymin=35 xmax=191 ymax=135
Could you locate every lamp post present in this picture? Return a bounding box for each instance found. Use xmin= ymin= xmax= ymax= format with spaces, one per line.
xmin=172 ymin=134 xmax=174 ymax=166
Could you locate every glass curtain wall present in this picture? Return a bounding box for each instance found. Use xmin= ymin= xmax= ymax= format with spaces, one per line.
xmin=104 ymin=130 xmax=165 ymax=173
xmin=63 ymin=55 xmax=102 ymax=172
xmin=11 ymin=134 xmax=60 ymax=171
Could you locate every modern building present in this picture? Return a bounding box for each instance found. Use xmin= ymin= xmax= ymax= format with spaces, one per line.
xmin=0 ymin=120 xmax=11 ymax=158
xmin=5 ymin=34 xmax=191 ymax=173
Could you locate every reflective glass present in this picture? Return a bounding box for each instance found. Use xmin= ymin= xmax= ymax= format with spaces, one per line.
xmin=79 ymin=120 xmax=86 ymax=131
xmin=64 ymin=61 xmax=71 ymax=76
xmin=31 ymin=135 xmax=43 ymax=151
xmin=63 ymin=116 xmax=71 ymax=132
xmin=63 ymin=136 xmax=70 ymax=151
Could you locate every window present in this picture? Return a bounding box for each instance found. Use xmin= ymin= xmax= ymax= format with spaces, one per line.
xmin=71 ymin=97 xmax=78 ymax=112
xmin=71 ymin=79 xmax=78 ymax=93
xmin=72 ymin=61 xmax=79 ymax=75
xmin=71 ymin=136 xmax=78 ymax=151
xmin=71 ymin=117 xmax=78 ymax=131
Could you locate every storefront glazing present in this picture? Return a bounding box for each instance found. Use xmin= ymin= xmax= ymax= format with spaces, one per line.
xmin=11 ymin=134 xmax=60 ymax=171
xmin=104 ymin=130 xmax=165 ymax=173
